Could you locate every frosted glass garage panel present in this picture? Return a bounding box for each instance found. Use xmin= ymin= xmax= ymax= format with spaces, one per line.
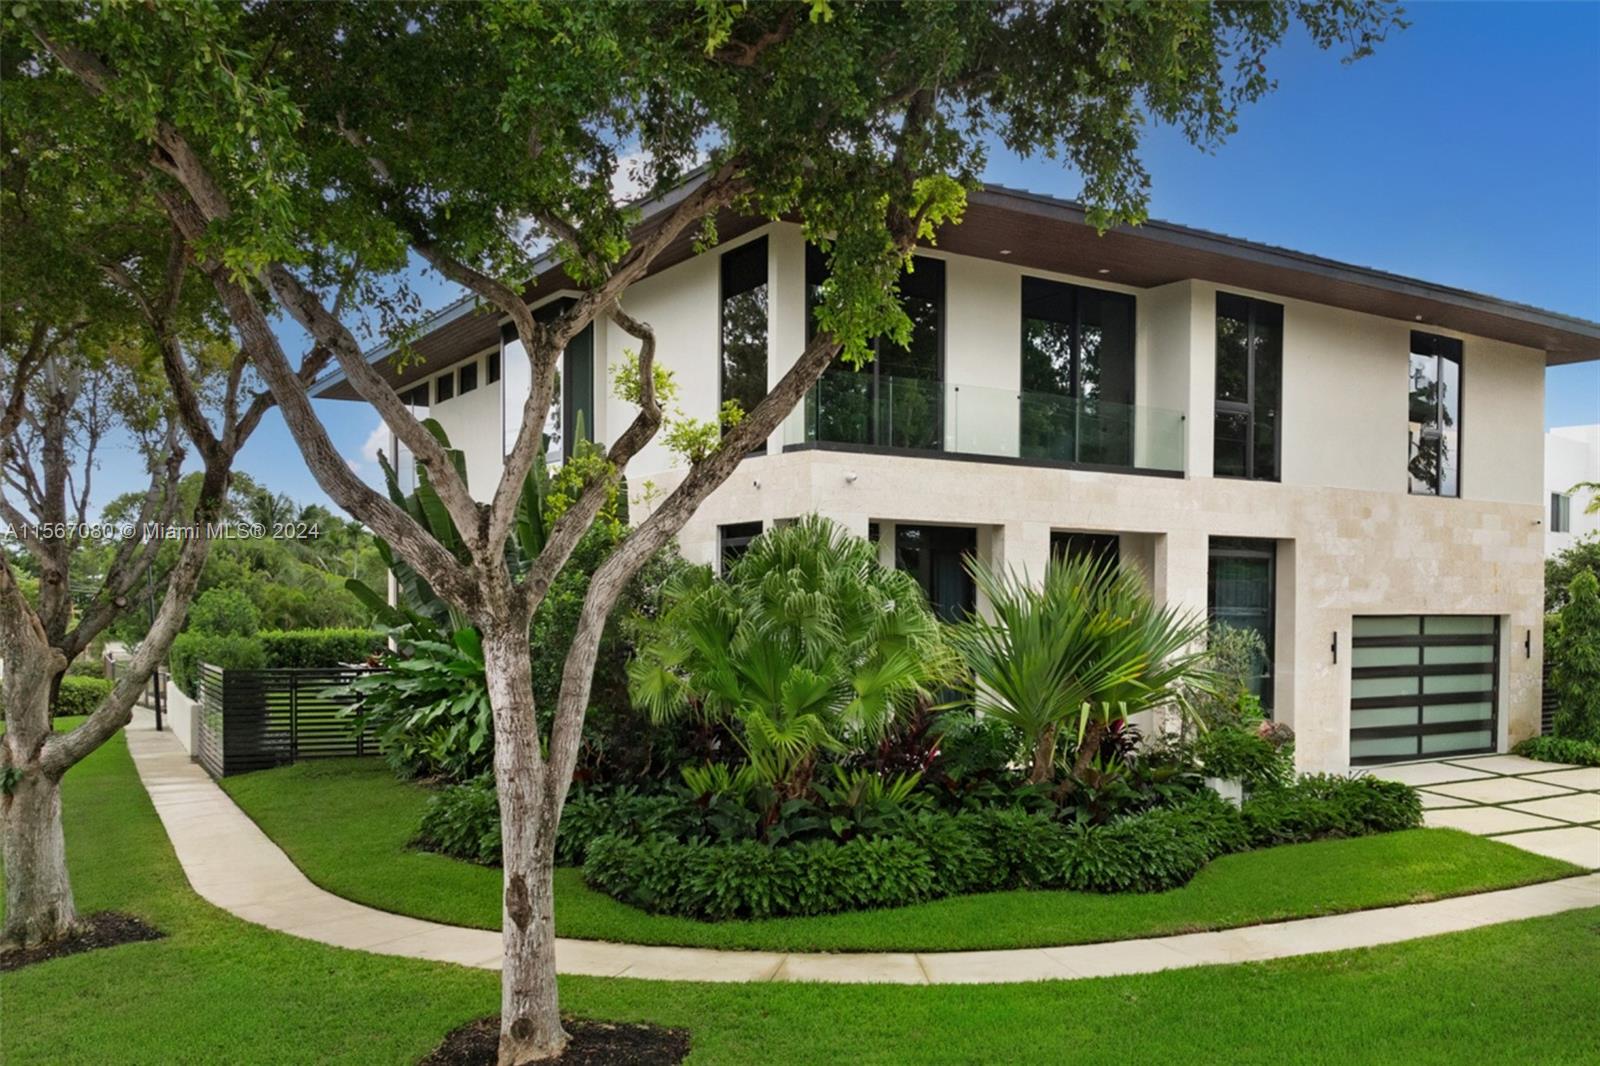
xmin=1352 ymin=676 xmax=1419 ymax=699
xmin=1352 ymin=645 xmax=1418 ymax=669
xmin=1421 ymin=730 xmax=1492 ymax=754
xmin=1426 ymin=616 xmax=1496 ymax=635
xmin=1351 ymin=706 xmax=1419 ymax=730
xmin=1354 ymin=616 xmax=1420 ymax=638
xmin=1423 ymin=701 xmax=1493 ymax=725
xmin=1351 ymin=736 xmax=1418 ymax=760
xmin=1424 ymin=643 xmax=1495 ymax=664
xmin=1424 ymin=673 xmax=1494 ymax=695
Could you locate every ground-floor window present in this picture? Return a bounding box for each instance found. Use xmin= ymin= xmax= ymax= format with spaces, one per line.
xmin=1050 ymin=530 xmax=1120 ymax=569
xmin=718 ymin=521 xmax=762 ymax=574
xmin=894 ymin=524 xmax=976 ymax=623
xmin=1207 ymin=537 xmax=1276 ymax=712
xmin=1349 ymin=614 xmax=1498 ymax=765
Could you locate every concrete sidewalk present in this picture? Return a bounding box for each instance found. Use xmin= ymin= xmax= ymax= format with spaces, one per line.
xmin=126 ymin=721 xmax=1600 ymax=985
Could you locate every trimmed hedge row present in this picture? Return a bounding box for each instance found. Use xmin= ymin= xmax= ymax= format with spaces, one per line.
xmin=54 ymin=675 xmax=113 ymax=717
xmin=170 ymin=628 xmax=384 ymax=697
xmin=1514 ymin=735 xmax=1600 ymax=768
xmin=580 ymin=776 xmax=1421 ymax=920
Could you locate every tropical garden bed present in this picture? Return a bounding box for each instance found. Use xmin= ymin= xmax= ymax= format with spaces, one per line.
xmin=222 ymin=756 xmax=1579 ymax=953
xmin=6 ymin=731 xmax=1600 ymax=1066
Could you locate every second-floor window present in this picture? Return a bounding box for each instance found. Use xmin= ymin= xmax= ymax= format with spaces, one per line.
xmin=721 ymin=238 xmax=768 ymax=452
xmin=1214 ymin=293 xmax=1282 ymax=481
xmin=1020 ymin=277 xmax=1136 ymax=465
xmin=1407 ymin=331 xmax=1462 ymax=497
xmin=805 ymin=247 xmax=945 ymax=451
xmin=1552 ymin=492 xmax=1572 ymax=533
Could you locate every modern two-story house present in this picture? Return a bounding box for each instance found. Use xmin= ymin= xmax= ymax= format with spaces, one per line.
xmin=312 ymin=182 xmax=1600 ymax=773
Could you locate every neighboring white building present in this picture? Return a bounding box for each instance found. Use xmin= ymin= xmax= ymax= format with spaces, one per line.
xmin=1545 ymin=424 xmax=1600 ymax=556
xmin=313 ymin=182 xmax=1600 ymax=773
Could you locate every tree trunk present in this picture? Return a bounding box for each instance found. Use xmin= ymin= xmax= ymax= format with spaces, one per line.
xmin=482 ymin=623 xmax=567 ymax=1065
xmin=1072 ymin=717 xmax=1109 ymax=780
xmin=0 ymin=652 xmax=76 ymax=950
xmin=1 ymin=763 xmax=77 ymax=950
xmin=1027 ymin=724 xmax=1058 ymax=784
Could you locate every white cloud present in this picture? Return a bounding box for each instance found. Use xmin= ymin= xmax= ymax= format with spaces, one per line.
xmin=346 ymin=417 xmax=390 ymax=483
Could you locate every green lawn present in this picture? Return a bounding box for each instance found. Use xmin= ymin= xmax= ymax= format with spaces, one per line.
xmin=5 ymin=733 xmax=1600 ymax=1064
xmin=220 ymin=756 xmax=1582 ymax=953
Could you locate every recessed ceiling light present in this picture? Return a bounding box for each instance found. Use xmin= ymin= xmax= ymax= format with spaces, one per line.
xmin=1414 ymin=314 xmax=1423 ymax=321
xmin=1097 ymin=268 xmax=1111 ymax=275
xmin=998 ymin=249 xmax=1012 ymax=256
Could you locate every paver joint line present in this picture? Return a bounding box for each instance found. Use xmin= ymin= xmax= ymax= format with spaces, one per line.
xmin=123 ymin=722 xmax=1600 ymax=986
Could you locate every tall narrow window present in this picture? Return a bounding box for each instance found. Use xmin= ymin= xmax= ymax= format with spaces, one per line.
xmin=1208 ymin=537 xmax=1276 ymax=712
xmin=804 ymin=248 xmax=944 ymax=451
xmin=458 ymin=361 xmax=478 ymax=395
xmin=532 ymin=300 xmax=595 ymax=461
xmin=434 ymin=371 xmax=455 ymax=403
xmin=894 ymin=524 xmax=976 ymax=622
xmin=721 ymin=238 xmax=768 ymax=453
xmin=1214 ymin=293 xmax=1282 ymax=481
xmin=1408 ymin=331 xmax=1462 ymax=497
xmin=1020 ymin=278 xmax=1135 ymax=465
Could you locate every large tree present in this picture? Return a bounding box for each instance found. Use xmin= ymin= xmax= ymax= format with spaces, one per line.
xmin=16 ymin=1 xmax=1401 ymax=1059
xmin=0 ymin=49 xmax=314 ymax=945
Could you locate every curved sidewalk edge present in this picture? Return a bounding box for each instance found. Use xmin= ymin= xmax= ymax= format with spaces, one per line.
xmin=125 ymin=721 xmax=1600 ymax=985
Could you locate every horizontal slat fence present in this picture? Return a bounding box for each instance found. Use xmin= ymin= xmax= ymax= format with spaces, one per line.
xmin=195 ymin=664 xmax=380 ymax=778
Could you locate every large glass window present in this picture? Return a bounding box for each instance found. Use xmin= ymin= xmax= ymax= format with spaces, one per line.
xmin=1214 ymin=293 xmax=1282 ymax=481
xmin=804 ymin=247 xmax=944 ymax=451
xmin=1208 ymin=537 xmax=1276 ymax=711
xmin=721 ymin=238 xmax=768 ymax=452
xmin=1408 ymin=331 xmax=1462 ymax=497
xmin=1021 ymin=278 xmax=1136 ymax=466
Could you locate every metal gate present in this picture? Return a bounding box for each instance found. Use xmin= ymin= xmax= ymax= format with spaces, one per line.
xmin=1350 ymin=615 xmax=1499 ymax=765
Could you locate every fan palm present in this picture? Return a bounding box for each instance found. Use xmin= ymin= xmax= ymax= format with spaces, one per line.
xmin=951 ymin=553 xmax=1211 ymax=784
xmin=629 ymin=515 xmax=957 ymax=802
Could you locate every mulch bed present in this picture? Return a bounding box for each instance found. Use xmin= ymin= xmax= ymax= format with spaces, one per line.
xmin=0 ymin=911 xmax=165 ymax=973
xmin=420 ymin=1016 xmax=691 ymax=1066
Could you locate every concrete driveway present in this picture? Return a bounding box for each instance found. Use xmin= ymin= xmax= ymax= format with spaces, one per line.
xmin=1368 ymin=754 xmax=1600 ymax=868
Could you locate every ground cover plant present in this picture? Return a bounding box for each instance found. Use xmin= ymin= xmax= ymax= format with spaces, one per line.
xmin=222 ymin=756 xmax=1578 ymax=953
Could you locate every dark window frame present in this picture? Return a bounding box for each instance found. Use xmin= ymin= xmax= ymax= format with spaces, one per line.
xmin=525 ymin=300 xmax=596 ymax=461
xmin=1406 ymin=330 xmax=1464 ymax=498
xmin=458 ymin=360 xmax=478 ymax=395
xmin=1551 ymin=492 xmax=1572 ymax=533
xmin=1207 ymin=536 xmax=1277 ymax=713
xmin=805 ymin=247 xmax=947 ymax=451
xmin=719 ymin=236 xmax=770 ymax=456
xmin=434 ymin=371 xmax=455 ymax=403
xmin=486 ymin=349 xmax=501 ymax=385
xmin=1050 ymin=530 xmax=1120 ymax=569
xmin=718 ymin=521 xmax=763 ymax=575
xmin=1213 ymin=293 xmax=1283 ymax=482
xmin=1018 ymin=277 xmax=1138 ymax=467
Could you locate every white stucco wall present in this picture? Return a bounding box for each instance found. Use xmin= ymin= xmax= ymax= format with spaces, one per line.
xmin=396 ymin=220 xmax=1560 ymax=772
xmin=1546 ymin=424 xmax=1600 ymax=555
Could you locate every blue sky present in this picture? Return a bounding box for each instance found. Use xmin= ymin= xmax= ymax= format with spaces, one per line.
xmin=95 ymin=1 xmax=1600 ymax=515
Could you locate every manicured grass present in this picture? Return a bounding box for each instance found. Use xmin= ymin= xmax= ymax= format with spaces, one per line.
xmin=221 ymin=756 xmax=1583 ymax=953
xmin=5 ymin=733 xmax=1599 ymax=1064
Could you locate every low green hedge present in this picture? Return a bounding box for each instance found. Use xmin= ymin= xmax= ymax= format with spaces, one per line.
xmin=579 ymin=777 xmax=1422 ymax=920
xmin=169 ymin=633 xmax=267 ymax=698
xmin=260 ymin=629 xmax=384 ymax=669
xmin=169 ymin=628 xmax=384 ymax=697
xmin=1513 ymin=735 xmax=1600 ymax=768
xmin=54 ymin=675 xmax=113 ymax=717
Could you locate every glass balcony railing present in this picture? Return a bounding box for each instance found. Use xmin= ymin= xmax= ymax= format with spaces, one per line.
xmin=785 ymin=372 xmax=1185 ymax=474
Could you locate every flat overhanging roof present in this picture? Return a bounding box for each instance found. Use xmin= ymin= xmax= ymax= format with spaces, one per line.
xmin=311 ymin=182 xmax=1600 ymax=400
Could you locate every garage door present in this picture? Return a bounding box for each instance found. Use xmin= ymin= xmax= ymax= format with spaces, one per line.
xmin=1350 ymin=615 xmax=1499 ymax=765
